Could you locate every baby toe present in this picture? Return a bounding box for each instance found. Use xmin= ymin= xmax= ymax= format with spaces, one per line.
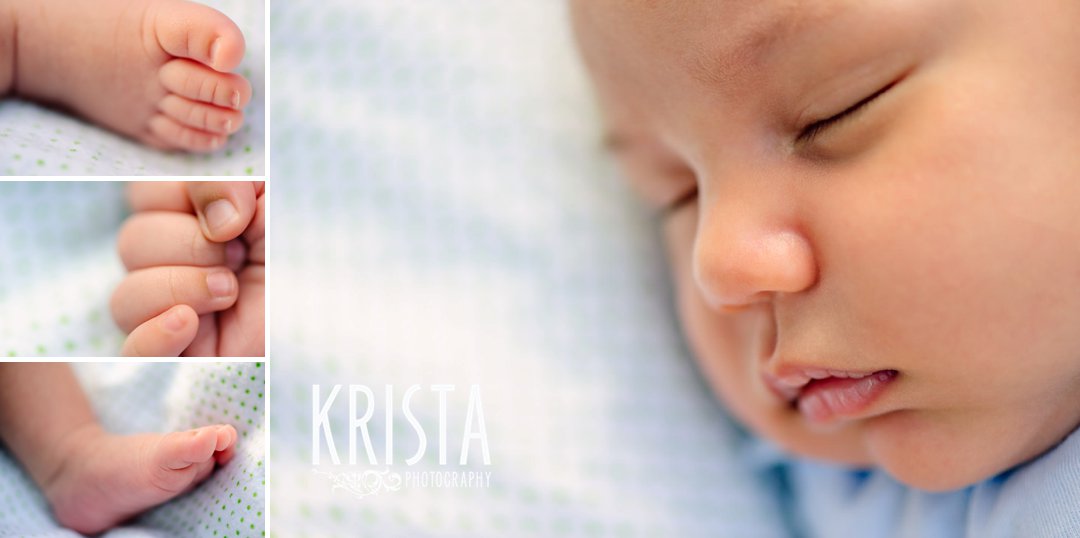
xmin=147 ymin=434 xmax=211 ymax=494
xmin=188 ymin=460 xmax=216 ymax=488
xmin=214 ymin=443 xmax=236 ymax=465
xmin=159 ymin=58 xmax=252 ymax=111
xmin=149 ymin=114 xmax=226 ymax=153
xmin=152 ymin=0 xmax=246 ymax=72
xmin=212 ymin=426 xmax=238 ymax=464
xmin=140 ymin=133 xmax=175 ymax=152
xmin=159 ymin=94 xmax=243 ymax=135
xmin=156 ymin=428 xmax=220 ymax=472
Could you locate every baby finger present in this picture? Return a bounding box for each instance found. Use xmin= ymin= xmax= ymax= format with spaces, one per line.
xmin=111 ymin=266 xmax=239 ymax=333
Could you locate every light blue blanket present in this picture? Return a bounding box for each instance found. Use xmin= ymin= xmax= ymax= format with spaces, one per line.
xmin=745 ymin=427 xmax=1080 ymax=537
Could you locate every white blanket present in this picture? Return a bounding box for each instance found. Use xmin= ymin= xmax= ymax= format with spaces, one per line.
xmin=0 ymin=182 xmax=127 ymax=358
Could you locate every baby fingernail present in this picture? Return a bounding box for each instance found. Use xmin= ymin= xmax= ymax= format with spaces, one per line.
xmin=231 ymin=90 xmax=240 ymax=110
xmin=204 ymin=199 xmax=238 ymax=236
xmin=161 ymin=307 xmax=187 ymax=332
xmin=206 ymin=270 xmax=235 ymax=298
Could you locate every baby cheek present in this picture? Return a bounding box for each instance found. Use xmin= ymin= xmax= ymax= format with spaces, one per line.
xmin=678 ymin=293 xmax=783 ymax=425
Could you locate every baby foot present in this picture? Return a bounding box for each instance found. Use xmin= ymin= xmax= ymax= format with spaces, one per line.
xmin=44 ymin=424 xmax=237 ymax=534
xmin=5 ymin=0 xmax=252 ymax=152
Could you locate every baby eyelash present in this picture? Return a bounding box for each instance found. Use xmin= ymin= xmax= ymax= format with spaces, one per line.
xmin=797 ymin=79 xmax=898 ymax=144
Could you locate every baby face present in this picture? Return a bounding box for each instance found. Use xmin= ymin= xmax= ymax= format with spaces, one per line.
xmin=572 ymin=0 xmax=1080 ymax=490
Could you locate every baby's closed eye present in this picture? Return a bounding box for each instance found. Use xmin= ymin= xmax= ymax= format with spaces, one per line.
xmin=792 ymin=68 xmax=911 ymax=161
xmin=796 ymin=78 xmax=900 ymax=145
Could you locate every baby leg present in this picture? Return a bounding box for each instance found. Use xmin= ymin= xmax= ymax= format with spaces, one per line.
xmin=0 ymin=364 xmax=237 ymax=534
xmin=0 ymin=6 xmax=13 ymax=95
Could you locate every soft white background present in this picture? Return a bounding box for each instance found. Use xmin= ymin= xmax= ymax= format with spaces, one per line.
xmin=0 ymin=182 xmax=127 ymax=357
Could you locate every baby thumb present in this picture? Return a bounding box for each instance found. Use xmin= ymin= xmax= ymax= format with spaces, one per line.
xmin=187 ymin=181 xmax=258 ymax=242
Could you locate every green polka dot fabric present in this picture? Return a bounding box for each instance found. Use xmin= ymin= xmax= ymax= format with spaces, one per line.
xmin=0 ymin=0 xmax=264 ymax=176
xmin=0 ymin=182 xmax=128 ymax=357
xmin=269 ymin=1 xmax=789 ymax=536
xmin=0 ymin=362 xmax=266 ymax=537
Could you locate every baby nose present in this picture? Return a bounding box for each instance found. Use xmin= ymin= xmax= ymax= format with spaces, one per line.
xmin=692 ymin=202 xmax=818 ymax=310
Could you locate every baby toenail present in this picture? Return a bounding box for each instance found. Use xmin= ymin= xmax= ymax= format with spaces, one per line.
xmin=160 ymin=307 xmax=187 ymax=332
xmin=230 ymin=91 xmax=240 ymax=110
xmin=224 ymin=119 xmax=233 ymax=133
xmin=206 ymin=270 xmax=235 ymax=298
xmin=204 ymin=198 xmax=238 ymax=235
xmin=210 ymin=38 xmax=221 ymax=66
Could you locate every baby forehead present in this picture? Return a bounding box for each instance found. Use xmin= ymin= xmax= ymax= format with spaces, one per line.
xmin=572 ymin=0 xmax=849 ymax=78
xmin=575 ymin=0 xmax=840 ymax=42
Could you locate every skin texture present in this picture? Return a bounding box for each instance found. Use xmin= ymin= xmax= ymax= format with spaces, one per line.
xmin=0 ymin=363 xmax=236 ymax=534
xmin=114 ymin=181 xmax=265 ymax=357
xmin=0 ymin=0 xmax=252 ymax=152
xmin=571 ymin=0 xmax=1080 ymax=491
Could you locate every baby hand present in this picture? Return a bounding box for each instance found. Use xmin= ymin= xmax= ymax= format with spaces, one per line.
xmin=112 ymin=182 xmax=265 ymax=357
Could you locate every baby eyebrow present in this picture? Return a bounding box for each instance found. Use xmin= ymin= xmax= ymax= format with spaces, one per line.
xmin=689 ymin=1 xmax=851 ymax=86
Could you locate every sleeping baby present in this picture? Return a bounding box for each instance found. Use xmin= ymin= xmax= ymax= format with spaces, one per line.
xmin=113 ymin=181 xmax=265 ymax=357
xmin=570 ymin=0 xmax=1080 ymax=534
xmin=0 ymin=363 xmax=237 ymax=534
xmin=0 ymin=0 xmax=252 ymax=152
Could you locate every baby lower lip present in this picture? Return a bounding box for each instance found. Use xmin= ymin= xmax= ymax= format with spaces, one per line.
xmin=796 ymin=370 xmax=898 ymax=423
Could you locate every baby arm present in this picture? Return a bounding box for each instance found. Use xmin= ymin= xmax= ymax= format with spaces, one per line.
xmin=113 ymin=181 xmax=265 ymax=357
